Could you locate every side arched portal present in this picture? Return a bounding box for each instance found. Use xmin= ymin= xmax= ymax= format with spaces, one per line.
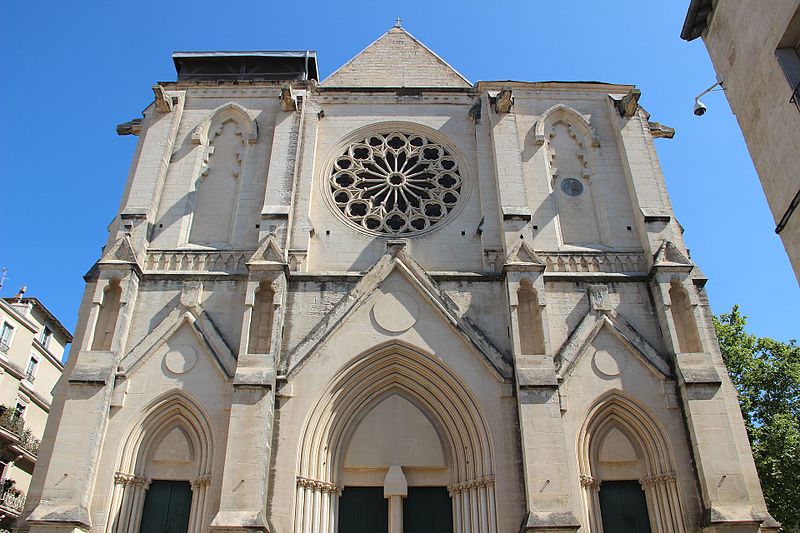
xmin=294 ymin=342 xmax=497 ymax=533
xmin=577 ymin=391 xmax=686 ymax=533
xmin=106 ymin=391 xmax=214 ymax=533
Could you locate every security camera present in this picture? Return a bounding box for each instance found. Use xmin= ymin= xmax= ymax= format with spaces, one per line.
xmin=693 ymin=100 xmax=707 ymax=116
xmin=692 ymin=80 xmax=723 ymax=117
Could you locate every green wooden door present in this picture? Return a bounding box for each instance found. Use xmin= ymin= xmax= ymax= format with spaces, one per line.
xmin=338 ymin=487 xmax=387 ymax=533
xmin=139 ymin=480 xmax=192 ymax=533
xmin=403 ymin=487 xmax=452 ymax=533
xmin=598 ymin=480 xmax=652 ymax=533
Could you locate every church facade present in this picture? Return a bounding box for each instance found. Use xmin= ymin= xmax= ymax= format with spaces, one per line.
xmin=19 ymin=26 xmax=777 ymax=533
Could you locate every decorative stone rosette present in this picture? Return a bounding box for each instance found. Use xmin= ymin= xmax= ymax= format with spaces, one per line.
xmin=328 ymin=131 xmax=464 ymax=235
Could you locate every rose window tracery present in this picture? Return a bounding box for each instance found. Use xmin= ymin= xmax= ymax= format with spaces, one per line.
xmin=329 ymin=132 xmax=464 ymax=235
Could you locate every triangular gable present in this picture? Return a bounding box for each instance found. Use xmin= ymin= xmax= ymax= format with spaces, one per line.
xmin=119 ymin=304 xmax=236 ymax=379
xmin=555 ymin=307 xmax=671 ymax=380
xmin=322 ymin=26 xmax=471 ymax=88
xmin=247 ymin=235 xmax=286 ymax=270
xmin=653 ymin=240 xmax=693 ymax=271
xmin=285 ymin=246 xmax=511 ymax=379
xmin=505 ymin=240 xmax=545 ymax=270
xmin=99 ymin=235 xmax=142 ymax=269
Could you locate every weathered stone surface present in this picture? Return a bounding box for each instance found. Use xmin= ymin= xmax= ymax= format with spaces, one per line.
xmin=20 ymin=23 xmax=776 ymax=533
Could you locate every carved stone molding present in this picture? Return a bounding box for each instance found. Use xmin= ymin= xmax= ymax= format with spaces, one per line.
xmin=113 ymin=471 xmax=149 ymax=488
xmin=639 ymin=472 xmax=677 ymax=487
xmin=144 ymin=250 xmax=250 ymax=275
xmin=446 ymin=476 xmax=495 ymax=496
xmin=296 ymin=476 xmax=342 ymax=495
xmin=541 ymin=251 xmax=646 ymax=274
xmin=191 ymin=474 xmax=212 ymax=489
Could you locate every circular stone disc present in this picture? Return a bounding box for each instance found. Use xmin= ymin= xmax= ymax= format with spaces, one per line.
xmin=373 ymin=291 xmax=419 ymax=333
xmin=593 ymin=348 xmax=627 ymax=377
xmin=165 ymin=345 xmax=198 ymax=374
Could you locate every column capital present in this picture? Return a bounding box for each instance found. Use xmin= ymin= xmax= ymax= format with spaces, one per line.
xmin=192 ymin=473 xmax=212 ymax=489
xmin=296 ymin=476 xmax=342 ymax=496
xmin=639 ymin=471 xmax=676 ymax=488
xmin=447 ymin=475 xmax=495 ymax=496
xmin=579 ymin=474 xmax=601 ymax=490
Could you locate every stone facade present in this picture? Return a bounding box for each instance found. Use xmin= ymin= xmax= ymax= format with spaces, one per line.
xmin=0 ymin=295 xmax=70 ymax=530
xmin=682 ymin=0 xmax=800 ymax=284
xmin=19 ymin=25 xmax=777 ymax=533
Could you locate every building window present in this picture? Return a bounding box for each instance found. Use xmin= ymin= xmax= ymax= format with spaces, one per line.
xmin=25 ymin=355 xmax=39 ymax=383
xmin=776 ymin=6 xmax=800 ymax=111
xmin=328 ymin=131 xmax=465 ymax=236
xmin=0 ymin=322 xmax=13 ymax=353
xmin=39 ymin=326 xmax=52 ymax=350
xmin=14 ymin=402 xmax=26 ymax=419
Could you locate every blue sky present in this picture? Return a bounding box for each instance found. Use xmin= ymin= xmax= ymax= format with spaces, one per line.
xmin=1 ymin=1 xmax=797 ymax=343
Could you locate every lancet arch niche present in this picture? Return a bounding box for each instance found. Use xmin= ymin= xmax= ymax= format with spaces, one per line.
xmin=294 ymin=343 xmax=497 ymax=533
xmin=538 ymin=105 xmax=604 ymax=248
xmin=187 ymin=103 xmax=257 ymax=247
xmin=105 ymin=391 xmax=214 ymax=533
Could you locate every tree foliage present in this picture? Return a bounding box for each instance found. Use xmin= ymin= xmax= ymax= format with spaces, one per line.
xmin=714 ymin=305 xmax=800 ymax=528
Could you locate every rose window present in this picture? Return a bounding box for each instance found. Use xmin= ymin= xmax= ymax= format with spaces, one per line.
xmin=329 ymin=132 xmax=464 ymax=235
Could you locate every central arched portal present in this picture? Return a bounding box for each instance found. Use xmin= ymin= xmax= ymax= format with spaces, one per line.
xmin=294 ymin=343 xmax=497 ymax=533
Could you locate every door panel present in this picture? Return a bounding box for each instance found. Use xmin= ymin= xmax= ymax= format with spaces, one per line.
xmin=139 ymin=480 xmax=192 ymax=533
xmin=599 ymin=480 xmax=652 ymax=533
xmin=338 ymin=487 xmax=388 ymax=533
xmin=403 ymin=487 xmax=452 ymax=533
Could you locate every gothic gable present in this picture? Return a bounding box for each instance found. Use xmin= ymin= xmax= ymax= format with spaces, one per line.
xmin=322 ymin=26 xmax=471 ymax=88
xmin=119 ymin=302 xmax=236 ymax=379
xmin=285 ymin=246 xmax=511 ymax=379
xmin=99 ymin=235 xmax=143 ymax=269
xmin=247 ymin=234 xmax=286 ymax=270
xmin=505 ymin=239 xmax=546 ymax=269
xmin=555 ymin=291 xmax=671 ymax=380
xmin=652 ymin=239 xmax=693 ymax=272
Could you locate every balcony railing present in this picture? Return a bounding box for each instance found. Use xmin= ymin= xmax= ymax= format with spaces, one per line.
xmin=0 ymin=410 xmax=23 ymax=435
xmin=0 ymin=340 xmax=9 ymax=354
xmin=0 ymin=409 xmax=40 ymax=456
xmin=24 ymin=371 xmax=36 ymax=383
xmin=0 ymin=488 xmax=25 ymax=516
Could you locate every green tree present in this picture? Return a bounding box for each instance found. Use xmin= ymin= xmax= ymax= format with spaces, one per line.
xmin=714 ymin=305 xmax=800 ymax=529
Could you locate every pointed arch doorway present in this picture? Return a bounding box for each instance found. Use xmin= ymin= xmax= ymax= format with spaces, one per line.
xmin=294 ymin=342 xmax=497 ymax=533
xmin=578 ymin=391 xmax=686 ymax=533
xmin=106 ymin=391 xmax=214 ymax=533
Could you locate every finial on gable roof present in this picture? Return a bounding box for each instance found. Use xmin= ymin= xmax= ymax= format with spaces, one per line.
xmin=395 ymin=17 xmax=402 ymax=28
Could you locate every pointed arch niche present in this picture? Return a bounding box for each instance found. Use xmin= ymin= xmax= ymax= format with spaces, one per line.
xmin=668 ymin=280 xmax=702 ymax=353
xmin=577 ymin=391 xmax=686 ymax=533
xmin=247 ymin=280 xmax=275 ymax=354
xmin=92 ymin=279 xmax=122 ymax=351
xmin=294 ymin=342 xmax=497 ymax=533
xmin=516 ymin=279 xmax=546 ymax=355
xmin=105 ymin=391 xmax=214 ymax=533
xmin=187 ymin=103 xmax=257 ymax=247
xmin=538 ymin=105 xmax=604 ymax=248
